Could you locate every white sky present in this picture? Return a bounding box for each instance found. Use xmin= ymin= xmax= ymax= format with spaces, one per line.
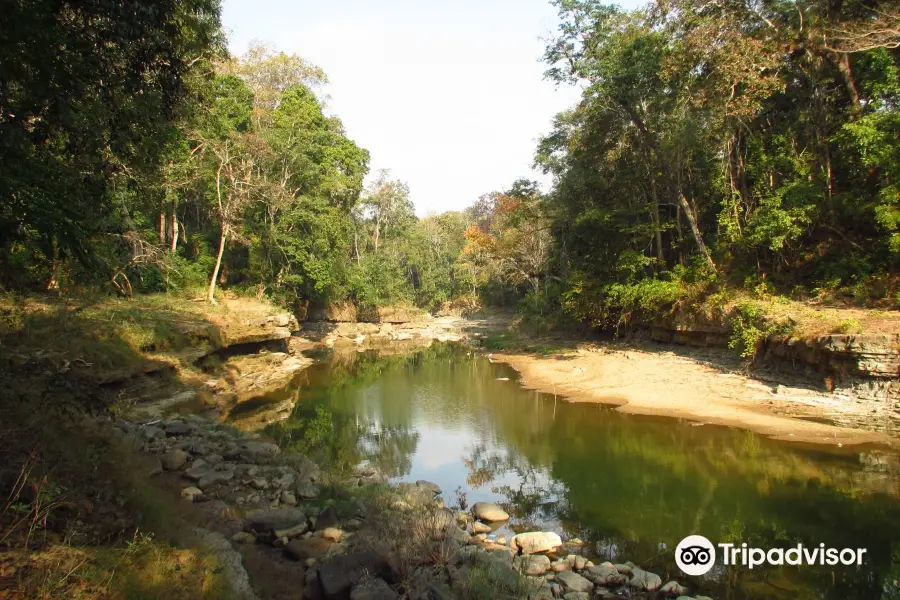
xmin=222 ymin=0 xmax=641 ymax=215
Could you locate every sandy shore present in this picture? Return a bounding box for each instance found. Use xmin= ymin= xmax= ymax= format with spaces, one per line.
xmin=493 ymin=344 xmax=896 ymax=447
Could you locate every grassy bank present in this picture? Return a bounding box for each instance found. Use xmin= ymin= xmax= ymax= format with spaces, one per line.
xmin=0 ymin=290 xmax=287 ymax=599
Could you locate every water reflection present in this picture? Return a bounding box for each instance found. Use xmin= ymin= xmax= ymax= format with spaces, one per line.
xmin=248 ymin=344 xmax=900 ymax=600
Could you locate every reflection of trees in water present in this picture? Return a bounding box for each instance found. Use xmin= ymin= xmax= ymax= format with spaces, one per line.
xmin=263 ymin=343 xmax=900 ymax=600
xmin=358 ymin=424 xmax=420 ymax=479
xmin=463 ymin=441 xmax=569 ymax=533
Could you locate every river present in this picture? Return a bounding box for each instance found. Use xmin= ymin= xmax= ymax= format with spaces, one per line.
xmin=230 ymin=343 xmax=900 ymax=600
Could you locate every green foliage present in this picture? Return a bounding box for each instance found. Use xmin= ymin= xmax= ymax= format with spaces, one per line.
xmin=727 ymin=300 xmax=794 ymax=359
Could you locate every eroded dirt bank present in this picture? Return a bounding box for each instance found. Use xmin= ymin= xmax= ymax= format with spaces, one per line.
xmin=491 ymin=343 xmax=897 ymax=447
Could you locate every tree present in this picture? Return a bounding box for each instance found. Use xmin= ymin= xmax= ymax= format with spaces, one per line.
xmin=0 ymin=0 xmax=223 ymax=287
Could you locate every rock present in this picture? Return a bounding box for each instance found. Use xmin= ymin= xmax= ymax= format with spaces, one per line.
xmin=281 ymin=491 xmax=298 ymax=506
xmin=555 ymin=571 xmax=593 ymax=594
xmin=562 ymin=593 xmax=590 ymax=600
xmin=472 ymin=521 xmax=493 ymax=534
xmin=318 ymin=551 xmax=390 ymax=598
xmin=573 ymin=556 xmax=587 ymax=571
xmin=350 ymin=577 xmax=399 ymax=600
xmin=165 ymin=421 xmax=194 ymax=436
xmin=181 ymin=486 xmax=203 ymax=502
xmin=516 ymin=554 xmax=552 ymax=576
xmin=274 ymin=522 xmax=309 ymax=540
xmin=142 ymin=425 xmax=165 ymax=440
xmin=285 ymin=537 xmax=333 ymax=561
xmin=415 ymin=480 xmax=441 ymax=496
xmin=297 ymin=481 xmax=319 ymax=499
xmin=511 ymin=532 xmax=563 ymax=555
xmin=193 ymin=528 xmax=256 ymax=600
xmin=472 ymin=502 xmax=509 ymax=522
xmin=161 ymin=449 xmax=188 ymax=471
xmin=629 ymin=568 xmax=662 ymax=591
xmin=586 ymin=562 xmax=626 ymax=586
xmin=314 ymin=506 xmax=340 ymax=530
xmin=322 ymin=527 xmax=344 ymax=542
xmin=231 ymin=532 xmax=256 ymax=544
xmin=184 ymin=465 xmax=210 ymax=481
xmin=245 ymin=507 xmax=308 ymax=533
xmin=249 ymin=477 xmax=268 ymax=490
xmin=660 ymin=581 xmax=689 ymax=596
xmin=552 ymin=560 xmax=572 ymax=573
xmin=613 ymin=563 xmax=632 ymax=575
xmin=198 ymin=470 xmax=233 ymax=489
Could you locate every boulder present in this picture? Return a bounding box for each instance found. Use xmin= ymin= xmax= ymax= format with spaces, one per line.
xmin=586 ymin=562 xmax=626 ymax=586
xmin=318 ymin=551 xmax=390 ymax=598
xmin=415 ymin=480 xmax=442 ymax=496
xmin=197 ymin=470 xmax=233 ymax=489
xmin=161 ymin=449 xmax=188 ymax=471
xmin=472 ymin=521 xmax=493 ymax=534
xmin=322 ymin=527 xmax=344 ymax=542
xmin=285 ymin=537 xmax=333 ymax=561
xmin=244 ymin=507 xmax=308 ymax=533
xmin=350 ymin=577 xmax=399 ymax=600
xmin=165 ymin=421 xmax=194 ymax=436
xmin=471 ymin=502 xmax=509 ymax=522
xmin=629 ymin=568 xmax=662 ymax=591
xmin=181 ymin=486 xmax=203 ymax=502
xmin=555 ymin=571 xmax=594 ymax=594
xmin=516 ymin=554 xmax=551 ymax=576
xmin=314 ymin=506 xmax=340 ymax=530
xmin=511 ymin=531 xmax=563 ymax=555
xmin=660 ymin=581 xmax=689 ymax=596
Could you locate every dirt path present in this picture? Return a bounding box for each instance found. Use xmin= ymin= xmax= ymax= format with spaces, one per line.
xmin=488 ymin=342 xmax=896 ymax=447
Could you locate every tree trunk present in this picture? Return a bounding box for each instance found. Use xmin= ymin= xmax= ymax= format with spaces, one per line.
xmin=208 ymin=223 xmax=228 ymax=304
xmin=47 ymin=257 xmax=61 ymax=291
xmin=647 ymin=165 xmax=664 ymax=263
xmin=618 ymin=99 xmax=716 ymax=270
xmin=159 ymin=211 xmax=166 ymax=245
xmin=170 ymin=213 xmax=179 ymax=253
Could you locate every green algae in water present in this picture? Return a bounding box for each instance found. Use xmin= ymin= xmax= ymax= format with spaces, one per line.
xmin=239 ymin=343 xmax=900 ymax=600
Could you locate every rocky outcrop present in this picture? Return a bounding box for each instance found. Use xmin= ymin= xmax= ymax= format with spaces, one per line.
xmin=110 ymin=412 xmax=710 ymax=600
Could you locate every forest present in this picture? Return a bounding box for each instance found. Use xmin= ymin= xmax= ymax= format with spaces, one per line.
xmin=2 ymin=0 xmax=900 ymax=330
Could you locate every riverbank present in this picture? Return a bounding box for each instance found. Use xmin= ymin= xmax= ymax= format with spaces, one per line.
xmin=490 ymin=340 xmax=896 ymax=447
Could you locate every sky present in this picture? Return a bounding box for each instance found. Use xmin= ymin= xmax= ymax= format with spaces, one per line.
xmin=222 ymin=0 xmax=639 ymax=215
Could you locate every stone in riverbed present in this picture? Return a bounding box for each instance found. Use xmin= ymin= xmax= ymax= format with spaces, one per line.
xmin=314 ymin=506 xmax=340 ymax=530
xmin=562 ymin=593 xmax=590 ymax=600
xmin=555 ymin=571 xmax=594 ymax=594
xmin=161 ymin=449 xmax=188 ymax=470
xmin=511 ymin=531 xmax=563 ymax=555
xmin=629 ymin=568 xmax=662 ymax=591
xmin=659 ymin=581 xmax=688 ymax=596
xmin=322 ymin=527 xmax=343 ymax=542
xmin=165 ymin=421 xmax=194 ymax=436
xmin=350 ymin=576 xmax=398 ymax=600
xmin=284 ymin=537 xmax=332 ymax=560
xmin=281 ymin=491 xmax=297 ymax=506
xmin=296 ymin=481 xmax=319 ymax=499
xmin=318 ymin=551 xmax=391 ymax=598
xmin=586 ymin=562 xmax=627 ymax=586
xmin=471 ymin=521 xmax=493 ymax=534
xmin=244 ymin=507 xmax=308 ymax=533
xmin=181 ymin=486 xmax=203 ymax=502
xmin=415 ymin=480 xmax=441 ymax=495
xmin=231 ymin=532 xmax=256 ymax=544
xmin=197 ymin=470 xmax=233 ymax=489
xmin=472 ymin=502 xmax=509 ymax=522
xmin=515 ymin=554 xmax=551 ymax=576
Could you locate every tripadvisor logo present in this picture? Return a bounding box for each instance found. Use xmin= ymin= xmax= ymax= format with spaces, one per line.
xmin=675 ymin=535 xmax=867 ymax=576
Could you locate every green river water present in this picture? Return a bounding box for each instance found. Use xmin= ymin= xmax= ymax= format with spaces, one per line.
xmin=231 ymin=343 xmax=900 ymax=600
